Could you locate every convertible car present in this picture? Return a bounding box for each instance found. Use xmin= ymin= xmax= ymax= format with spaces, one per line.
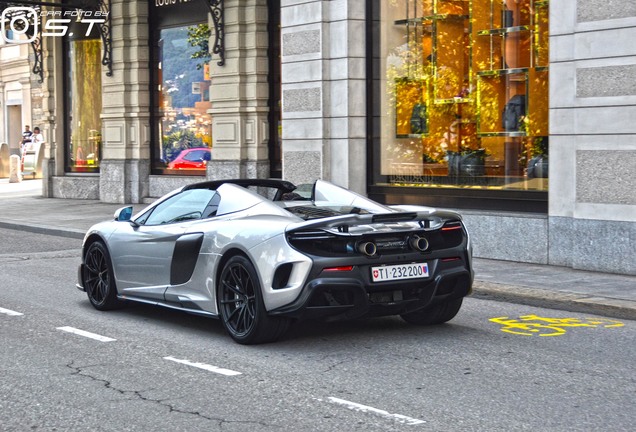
xmin=77 ymin=179 xmax=473 ymax=344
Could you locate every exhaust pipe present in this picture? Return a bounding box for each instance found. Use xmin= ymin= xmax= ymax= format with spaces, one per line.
xmin=409 ymin=235 xmax=429 ymax=252
xmin=358 ymin=241 xmax=377 ymax=257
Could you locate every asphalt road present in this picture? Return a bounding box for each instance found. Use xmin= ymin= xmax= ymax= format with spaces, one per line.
xmin=0 ymin=229 xmax=634 ymax=431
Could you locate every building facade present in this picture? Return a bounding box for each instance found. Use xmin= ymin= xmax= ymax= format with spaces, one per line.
xmin=2 ymin=0 xmax=634 ymax=275
xmin=0 ymin=31 xmax=42 ymax=167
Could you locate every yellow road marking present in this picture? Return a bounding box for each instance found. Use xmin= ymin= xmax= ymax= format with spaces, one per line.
xmin=489 ymin=315 xmax=624 ymax=337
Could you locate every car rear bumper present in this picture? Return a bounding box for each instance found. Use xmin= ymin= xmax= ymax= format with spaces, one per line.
xmin=268 ymin=262 xmax=472 ymax=321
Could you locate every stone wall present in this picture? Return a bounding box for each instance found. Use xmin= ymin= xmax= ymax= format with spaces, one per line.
xmin=280 ymin=0 xmax=367 ymax=194
xmin=548 ymin=0 xmax=636 ymax=274
xmin=99 ymin=0 xmax=151 ymax=203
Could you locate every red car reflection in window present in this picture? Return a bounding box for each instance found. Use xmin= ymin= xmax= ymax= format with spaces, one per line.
xmin=168 ymin=147 xmax=211 ymax=170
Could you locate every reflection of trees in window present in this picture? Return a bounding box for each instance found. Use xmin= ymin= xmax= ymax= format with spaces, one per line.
xmin=187 ymin=24 xmax=211 ymax=70
xmin=163 ymin=129 xmax=203 ymax=162
xmin=158 ymin=25 xmax=212 ymax=168
xmin=161 ymin=27 xmax=205 ymax=108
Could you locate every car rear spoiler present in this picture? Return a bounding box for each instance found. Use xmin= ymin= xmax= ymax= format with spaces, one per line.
xmin=285 ymin=210 xmax=462 ymax=234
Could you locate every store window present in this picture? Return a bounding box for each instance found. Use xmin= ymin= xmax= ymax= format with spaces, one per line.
xmin=369 ymin=0 xmax=549 ymax=209
xmin=65 ymin=22 xmax=102 ymax=173
xmin=152 ymin=25 xmax=212 ymax=175
xmin=150 ymin=0 xmax=213 ymax=176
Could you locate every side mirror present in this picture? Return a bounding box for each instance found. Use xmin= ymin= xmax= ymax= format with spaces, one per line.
xmin=114 ymin=206 xmax=133 ymax=222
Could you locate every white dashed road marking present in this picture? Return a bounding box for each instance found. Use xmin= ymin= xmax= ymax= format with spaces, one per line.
xmin=326 ymin=397 xmax=426 ymax=425
xmin=0 ymin=307 xmax=24 ymax=316
xmin=163 ymin=356 xmax=242 ymax=376
xmin=56 ymin=326 xmax=117 ymax=342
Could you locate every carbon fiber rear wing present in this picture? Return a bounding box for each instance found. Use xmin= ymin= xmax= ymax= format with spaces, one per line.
xmin=286 ymin=210 xmax=463 ymax=234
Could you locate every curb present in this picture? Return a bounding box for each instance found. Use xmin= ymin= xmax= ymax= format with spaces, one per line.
xmin=0 ymin=220 xmax=85 ymax=240
xmin=472 ymin=281 xmax=636 ymax=321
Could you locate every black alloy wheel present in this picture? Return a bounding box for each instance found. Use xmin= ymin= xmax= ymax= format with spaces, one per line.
xmin=83 ymin=241 xmax=121 ymax=311
xmin=218 ymin=255 xmax=289 ymax=344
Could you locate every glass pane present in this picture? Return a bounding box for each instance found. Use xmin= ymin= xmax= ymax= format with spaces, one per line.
xmin=66 ymin=38 xmax=102 ymax=173
xmin=154 ymin=25 xmax=212 ymax=174
xmin=375 ymin=0 xmax=549 ymax=192
xmin=144 ymin=189 xmax=216 ymax=226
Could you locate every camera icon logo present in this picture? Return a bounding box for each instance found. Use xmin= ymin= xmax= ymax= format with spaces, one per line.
xmin=1 ymin=7 xmax=39 ymax=43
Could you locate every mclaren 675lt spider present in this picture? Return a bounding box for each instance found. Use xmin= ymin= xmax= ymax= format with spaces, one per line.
xmin=77 ymin=179 xmax=473 ymax=344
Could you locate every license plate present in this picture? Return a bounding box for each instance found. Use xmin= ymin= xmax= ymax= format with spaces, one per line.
xmin=371 ymin=262 xmax=429 ymax=282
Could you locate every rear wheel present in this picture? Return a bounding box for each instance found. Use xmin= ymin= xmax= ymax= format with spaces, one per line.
xmin=83 ymin=241 xmax=122 ymax=311
xmin=401 ymin=298 xmax=463 ymax=325
xmin=218 ymin=255 xmax=290 ymax=344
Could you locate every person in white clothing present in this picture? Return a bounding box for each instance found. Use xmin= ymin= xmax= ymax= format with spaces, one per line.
xmin=24 ymin=127 xmax=44 ymax=152
xmin=30 ymin=127 xmax=44 ymax=145
xmin=20 ymin=127 xmax=44 ymax=175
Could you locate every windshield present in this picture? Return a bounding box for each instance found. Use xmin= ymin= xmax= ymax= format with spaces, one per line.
xmin=215 ymin=183 xmax=292 ymax=218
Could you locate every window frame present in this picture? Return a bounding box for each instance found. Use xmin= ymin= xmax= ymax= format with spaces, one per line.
xmin=149 ymin=2 xmax=212 ymax=177
xmin=63 ymin=34 xmax=103 ymax=174
xmin=364 ymin=0 xmax=548 ymax=213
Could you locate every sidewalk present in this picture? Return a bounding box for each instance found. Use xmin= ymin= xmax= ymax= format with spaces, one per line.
xmin=1 ymin=178 xmax=635 ymax=320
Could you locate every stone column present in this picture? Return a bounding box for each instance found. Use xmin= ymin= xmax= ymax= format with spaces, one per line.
xmin=19 ymin=77 xmax=32 ymax=131
xmin=40 ymin=31 xmax=65 ymax=197
xmin=206 ymin=0 xmax=271 ymax=180
xmin=99 ymin=0 xmax=151 ymax=203
xmin=280 ymin=0 xmax=367 ymax=193
xmin=0 ymin=83 xmax=4 ymax=145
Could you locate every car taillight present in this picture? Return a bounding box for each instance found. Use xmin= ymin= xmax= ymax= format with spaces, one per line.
xmin=441 ymin=222 xmax=463 ymax=231
xmin=323 ymin=266 xmax=354 ymax=272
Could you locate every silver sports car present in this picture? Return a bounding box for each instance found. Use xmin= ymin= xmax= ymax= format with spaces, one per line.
xmin=77 ymin=179 xmax=473 ymax=344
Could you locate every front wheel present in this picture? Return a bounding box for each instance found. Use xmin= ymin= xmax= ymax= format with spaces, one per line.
xmin=218 ymin=255 xmax=290 ymax=344
xmin=83 ymin=241 xmax=122 ymax=311
xmin=401 ymin=298 xmax=463 ymax=325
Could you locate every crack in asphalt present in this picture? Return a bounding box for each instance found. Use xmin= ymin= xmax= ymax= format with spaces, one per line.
xmin=66 ymin=361 xmax=275 ymax=429
xmin=321 ymin=359 xmax=350 ymax=373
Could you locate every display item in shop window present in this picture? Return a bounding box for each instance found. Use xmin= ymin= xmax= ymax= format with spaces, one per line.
xmin=502 ymin=9 xmax=514 ymax=28
xmin=447 ymin=148 xmax=487 ymax=180
xmin=455 ymin=81 xmax=471 ymax=99
xmin=527 ymin=154 xmax=549 ymax=179
xmin=410 ymin=103 xmax=428 ymax=135
xmin=526 ymin=137 xmax=549 ymax=179
xmin=502 ymin=94 xmax=527 ymax=131
xmin=440 ymin=119 xmax=461 ymax=151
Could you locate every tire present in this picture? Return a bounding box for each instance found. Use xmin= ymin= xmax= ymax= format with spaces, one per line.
xmin=218 ymin=255 xmax=290 ymax=344
xmin=401 ymin=298 xmax=463 ymax=325
xmin=83 ymin=241 xmax=122 ymax=311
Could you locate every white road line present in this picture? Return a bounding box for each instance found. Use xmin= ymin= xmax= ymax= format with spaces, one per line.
xmin=163 ymin=356 xmax=242 ymax=376
xmin=0 ymin=307 xmax=24 ymax=316
xmin=56 ymin=326 xmax=116 ymax=342
xmin=326 ymin=397 xmax=426 ymax=426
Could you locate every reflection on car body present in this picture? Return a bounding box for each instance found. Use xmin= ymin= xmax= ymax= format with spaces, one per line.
xmin=77 ymin=179 xmax=473 ymax=344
